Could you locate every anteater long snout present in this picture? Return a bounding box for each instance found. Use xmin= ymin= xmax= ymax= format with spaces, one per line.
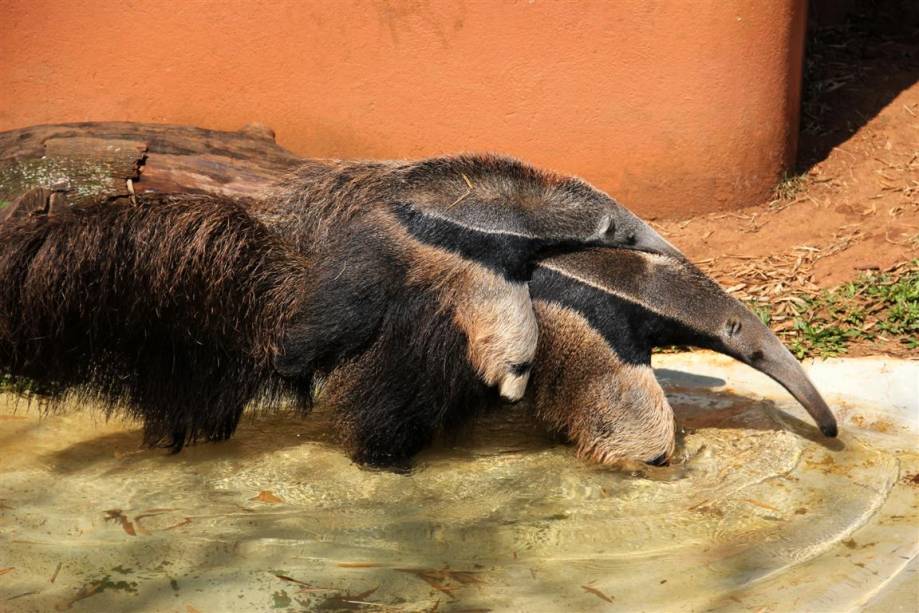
xmin=754 ymin=343 xmax=838 ymax=438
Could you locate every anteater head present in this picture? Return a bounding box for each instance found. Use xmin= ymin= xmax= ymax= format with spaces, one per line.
xmin=688 ymin=294 xmax=839 ymax=438
xmin=533 ymin=249 xmax=838 ymax=439
xmin=394 ymin=154 xmax=683 ymax=262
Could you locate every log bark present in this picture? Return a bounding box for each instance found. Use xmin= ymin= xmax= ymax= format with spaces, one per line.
xmin=0 ymin=122 xmax=301 ymax=221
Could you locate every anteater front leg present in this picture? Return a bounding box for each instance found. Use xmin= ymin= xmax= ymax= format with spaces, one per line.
xmin=338 ymin=409 xmax=434 ymax=470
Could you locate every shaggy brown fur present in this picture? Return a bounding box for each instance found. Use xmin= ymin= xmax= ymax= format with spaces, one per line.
xmin=269 ymin=201 xmax=530 ymax=465
xmin=0 ymin=193 xmax=310 ymax=450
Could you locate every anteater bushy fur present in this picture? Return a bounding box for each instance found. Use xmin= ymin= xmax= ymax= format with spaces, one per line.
xmin=0 ymin=194 xmax=310 ymax=450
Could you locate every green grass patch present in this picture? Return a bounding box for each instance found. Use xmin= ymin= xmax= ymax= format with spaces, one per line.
xmin=750 ymin=260 xmax=919 ymax=358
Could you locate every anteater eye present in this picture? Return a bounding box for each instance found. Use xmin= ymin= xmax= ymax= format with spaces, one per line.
xmin=624 ymin=232 xmax=637 ymax=246
xmin=727 ymin=319 xmax=742 ymax=337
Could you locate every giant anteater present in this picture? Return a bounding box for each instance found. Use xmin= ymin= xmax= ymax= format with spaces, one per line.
xmin=0 ymin=154 xmax=682 ymax=463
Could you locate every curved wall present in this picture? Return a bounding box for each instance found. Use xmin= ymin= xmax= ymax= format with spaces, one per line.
xmin=0 ymin=0 xmax=806 ymax=218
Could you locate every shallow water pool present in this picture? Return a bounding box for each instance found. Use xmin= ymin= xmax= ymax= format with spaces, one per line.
xmin=1 ymin=353 xmax=916 ymax=611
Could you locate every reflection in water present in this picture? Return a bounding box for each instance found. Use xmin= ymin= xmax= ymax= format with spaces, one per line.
xmin=0 ymin=369 xmax=916 ymax=612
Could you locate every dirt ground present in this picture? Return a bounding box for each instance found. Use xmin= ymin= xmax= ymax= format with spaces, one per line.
xmin=657 ymin=14 xmax=918 ymax=358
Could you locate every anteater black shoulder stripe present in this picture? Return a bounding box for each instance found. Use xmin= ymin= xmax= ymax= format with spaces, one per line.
xmin=390 ymin=201 xmax=537 ymax=282
xmin=390 ymin=202 xmax=604 ymax=283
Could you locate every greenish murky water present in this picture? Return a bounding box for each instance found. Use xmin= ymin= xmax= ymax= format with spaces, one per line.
xmin=0 ymin=355 xmax=916 ymax=612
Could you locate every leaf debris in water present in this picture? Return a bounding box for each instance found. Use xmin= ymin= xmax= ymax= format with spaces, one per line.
xmin=104 ymin=509 xmax=136 ymax=536
xmin=274 ymin=574 xmax=310 ymax=587
xmin=395 ymin=567 xmax=482 ymax=599
xmin=162 ymin=517 xmax=193 ymax=531
xmin=314 ymin=586 xmax=380 ymax=610
xmin=741 ymin=498 xmax=782 ymax=514
xmin=252 ymin=490 xmax=284 ymax=504
xmin=271 ymin=589 xmax=292 ymax=608
xmin=581 ymin=583 xmax=614 ymax=603
xmin=56 ymin=575 xmax=138 ymax=610
xmin=273 ymin=574 xmax=337 ymax=593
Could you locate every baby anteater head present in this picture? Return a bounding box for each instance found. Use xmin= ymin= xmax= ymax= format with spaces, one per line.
xmin=393 ymin=154 xmax=683 ymax=263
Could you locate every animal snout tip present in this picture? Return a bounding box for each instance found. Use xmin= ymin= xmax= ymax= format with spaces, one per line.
xmin=646 ymin=452 xmax=671 ymax=467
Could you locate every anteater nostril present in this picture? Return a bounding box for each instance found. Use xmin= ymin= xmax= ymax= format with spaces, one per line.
xmin=647 ymin=452 xmax=670 ymax=466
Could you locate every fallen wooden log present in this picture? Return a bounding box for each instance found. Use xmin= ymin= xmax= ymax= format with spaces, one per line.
xmin=0 ymin=121 xmax=300 ymax=221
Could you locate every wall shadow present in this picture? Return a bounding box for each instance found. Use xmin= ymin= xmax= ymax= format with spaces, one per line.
xmin=798 ymin=0 xmax=919 ymax=172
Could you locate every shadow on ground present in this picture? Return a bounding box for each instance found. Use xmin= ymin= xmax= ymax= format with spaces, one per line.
xmin=799 ymin=0 xmax=919 ymax=171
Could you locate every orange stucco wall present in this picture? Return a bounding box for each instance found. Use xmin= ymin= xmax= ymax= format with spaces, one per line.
xmin=0 ymin=0 xmax=805 ymax=218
